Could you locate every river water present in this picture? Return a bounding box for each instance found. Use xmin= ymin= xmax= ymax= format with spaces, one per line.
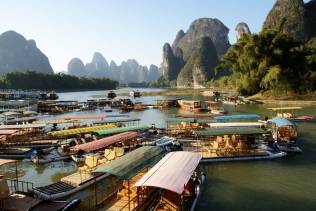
xmin=1 ymin=88 xmax=316 ymax=210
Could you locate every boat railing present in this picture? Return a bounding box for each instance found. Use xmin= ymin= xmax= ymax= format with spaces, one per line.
xmin=5 ymin=178 xmax=34 ymax=194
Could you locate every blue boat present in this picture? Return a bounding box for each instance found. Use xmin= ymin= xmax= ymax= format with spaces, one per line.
xmin=0 ymin=148 xmax=37 ymax=159
xmin=214 ymin=114 xmax=260 ymax=120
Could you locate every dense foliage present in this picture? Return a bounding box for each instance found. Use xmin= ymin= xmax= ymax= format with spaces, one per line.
xmin=149 ymin=76 xmax=177 ymax=88
xmin=216 ymin=29 xmax=316 ymax=95
xmin=0 ymin=71 xmax=118 ymax=90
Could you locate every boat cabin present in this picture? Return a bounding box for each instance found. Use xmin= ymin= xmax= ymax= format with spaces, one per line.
xmin=269 ymin=117 xmax=297 ymax=143
xmin=177 ymin=100 xmax=207 ymax=112
xmin=181 ymin=127 xmax=274 ymax=160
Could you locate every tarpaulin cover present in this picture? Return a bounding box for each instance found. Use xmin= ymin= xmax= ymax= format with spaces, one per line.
xmin=95 ymin=124 xmax=148 ymax=136
xmin=74 ymin=131 xmax=139 ymax=152
xmin=134 ymin=151 xmax=202 ymax=194
xmin=271 ymin=117 xmax=295 ymax=127
xmin=93 ymin=146 xmax=165 ymax=180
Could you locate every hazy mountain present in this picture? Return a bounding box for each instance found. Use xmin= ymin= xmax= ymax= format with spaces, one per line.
xmin=0 ymin=30 xmax=53 ymax=75
xmin=67 ymin=53 xmax=160 ymax=84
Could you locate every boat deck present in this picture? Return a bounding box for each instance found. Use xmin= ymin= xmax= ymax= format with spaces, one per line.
xmin=2 ymin=193 xmax=41 ymax=210
xmin=61 ymin=171 xmax=95 ymax=186
xmin=33 ymin=181 xmax=76 ymax=196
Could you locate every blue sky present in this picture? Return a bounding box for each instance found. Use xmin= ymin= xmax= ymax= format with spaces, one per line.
xmin=0 ymin=0 xmax=277 ymax=71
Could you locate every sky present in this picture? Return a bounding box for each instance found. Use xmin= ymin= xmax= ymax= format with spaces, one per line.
xmin=0 ymin=0 xmax=278 ymax=72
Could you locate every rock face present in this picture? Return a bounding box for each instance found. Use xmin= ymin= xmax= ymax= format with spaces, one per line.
xmin=177 ymin=37 xmax=219 ymax=88
xmin=67 ymin=58 xmax=87 ymax=77
xmin=67 ymin=53 xmax=160 ymax=84
xmin=162 ymin=43 xmax=184 ymax=81
xmin=0 ymin=31 xmax=53 ymax=74
xmin=235 ymin=22 xmax=251 ymax=40
xmin=162 ymin=18 xmax=226 ymax=88
xmin=263 ymin=0 xmax=316 ymax=41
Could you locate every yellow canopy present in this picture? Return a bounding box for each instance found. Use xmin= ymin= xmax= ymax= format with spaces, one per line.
xmin=33 ymin=119 xmax=79 ymax=124
xmin=267 ymin=107 xmax=302 ymax=111
xmin=48 ymin=124 xmax=117 ymax=137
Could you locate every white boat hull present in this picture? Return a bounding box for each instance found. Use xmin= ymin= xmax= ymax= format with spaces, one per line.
xmin=200 ymin=151 xmax=287 ymax=163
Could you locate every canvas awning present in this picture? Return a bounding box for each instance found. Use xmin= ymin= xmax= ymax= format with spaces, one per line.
xmin=62 ymin=115 xmax=105 ymax=120
xmin=0 ymin=159 xmax=16 ymax=166
xmin=34 ymin=119 xmax=79 ymax=124
xmin=2 ymin=111 xmax=20 ymax=116
xmin=267 ymin=107 xmax=302 ymax=111
xmin=134 ymin=151 xmax=202 ymax=194
xmin=93 ymin=146 xmax=165 ymax=180
xmin=93 ymin=118 xmax=140 ymax=124
xmin=194 ymin=127 xmax=267 ymax=136
xmin=0 ymin=130 xmax=18 ymax=135
xmin=74 ymin=132 xmax=140 ymax=152
xmin=22 ymin=111 xmax=38 ymax=116
xmin=271 ymin=117 xmax=295 ymax=127
xmin=214 ymin=114 xmax=260 ymax=120
xmin=0 ymin=124 xmax=46 ymax=129
xmin=208 ymin=122 xmax=264 ymax=128
xmin=166 ymin=118 xmax=195 ymax=123
xmin=48 ymin=124 xmax=116 ymax=136
xmin=94 ymin=124 xmax=148 ymax=136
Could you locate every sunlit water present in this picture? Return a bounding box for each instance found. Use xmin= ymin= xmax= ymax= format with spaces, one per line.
xmin=1 ymin=88 xmax=316 ymax=210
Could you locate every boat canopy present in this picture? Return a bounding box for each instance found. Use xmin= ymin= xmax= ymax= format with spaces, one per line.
xmin=267 ymin=107 xmax=302 ymax=111
xmin=95 ymin=124 xmax=148 ymax=136
xmin=166 ymin=118 xmax=195 ymax=123
xmin=74 ymin=132 xmax=140 ymax=152
xmin=48 ymin=124 xmax=116 ymax=136
xmin=0 ymin=130 xmax=18 ymax=135
xmin=93 ymin=146 xmax=165 ymax=180
xmin=194 ymin=127 xmax=266 ymax=136
xmin=177 ymin=113 xmax=220 ymax=118
xmin=214 ymin=114 xmax=260 ymax=120
xmin=0 ymin=159 xmax=16 ymax=166
xmin=4 ymin=116 xmax=38 ymax=124
xmin=34 ymin=119 xmax=79 ymax=124
xmin=2 ymin=111 xmax=20 ymax=116
xmin=0 ymin=124 xmax=46 ymax=129
xmin=22 ymin=111 xmax=38 ymax=116
xmin=93 ymin=118 xmax=140 ymax=124
xmin=208 ymin=122 xmax=265 ymax=128
xmin=63 ymin=115 xmax=105 ymax=120
xmin=271 ymin=117 xmax=295 ymax=127
xmin=134 ymin=151 xmax=202 ymax=194
xmin=105 ymin=114 xmax=130 ymax=118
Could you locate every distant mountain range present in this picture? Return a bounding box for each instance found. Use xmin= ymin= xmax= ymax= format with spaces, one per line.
xmin=67 ymin=53 xmax=161 ymax=84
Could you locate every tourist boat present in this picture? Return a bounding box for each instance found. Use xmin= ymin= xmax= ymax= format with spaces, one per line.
xmin=177 ymin=100 xmax=207 ymax=112
xmin=267 ymin=107 xmax=313 ymax=122
xmin=208 ymin=122 xmax=265 ymax=128
xmin=30 ymin=148 xmax=71 ymax=164
xmin=268 ymin=117 xmax=302 ymax=153
xmin=31 ymin=146 xmax=164 ymax=210
xmin=156 ymin=99 xmax=180 ymax=108
xmin=222 ymin=96 xmax=239 ymax=105
xmin=48 ymin=91 xmax=59 ymax=100
xmin=0 ymin=147 xmax=37 ymax=159
xmin=130 ymin=90 xmax=141 ymax=98
xmin=178 ymin=127 xmax=286 ymax=162
xmin=70 ymin=131 xmax=141 ymax=163
xmin=133 ymin=151 xmax=203 ymax=211
xmin=205 ymin=100 xmax=227 ymax=115
xmin=107 ymin=90 xmax=117 ymax=99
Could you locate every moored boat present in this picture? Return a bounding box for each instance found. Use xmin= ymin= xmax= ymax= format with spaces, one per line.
xmin=178 ymin=127 xmax=286 ymax=162
xmin=177 ymin=100 xmax=207 ymax=112
xmin=267 ymin=107 xmax=313 ymax=122
xmin=0 ymin=147 xmax=37 ymax=159
xmin=268 ymin=116 xmax=302 ymax=153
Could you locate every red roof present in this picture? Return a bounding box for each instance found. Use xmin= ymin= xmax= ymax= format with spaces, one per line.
xmin=74 ymin=132 xmax=140 ymax=152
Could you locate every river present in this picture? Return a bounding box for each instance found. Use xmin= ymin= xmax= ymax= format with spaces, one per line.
xmin=1 ymin=88 xmax=316 ymax=210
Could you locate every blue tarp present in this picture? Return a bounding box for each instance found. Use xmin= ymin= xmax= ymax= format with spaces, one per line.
xmin=271 ymin=116 xmax=294 ymax=127
xmin=214 ymin=114 xmax=260 ymax=120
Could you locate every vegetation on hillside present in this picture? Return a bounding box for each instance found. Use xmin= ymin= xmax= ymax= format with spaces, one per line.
xmin=214 ymin=29 xmax=316 ymax=96
xmin=0 ymin=71 xmax=118 ymax=90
